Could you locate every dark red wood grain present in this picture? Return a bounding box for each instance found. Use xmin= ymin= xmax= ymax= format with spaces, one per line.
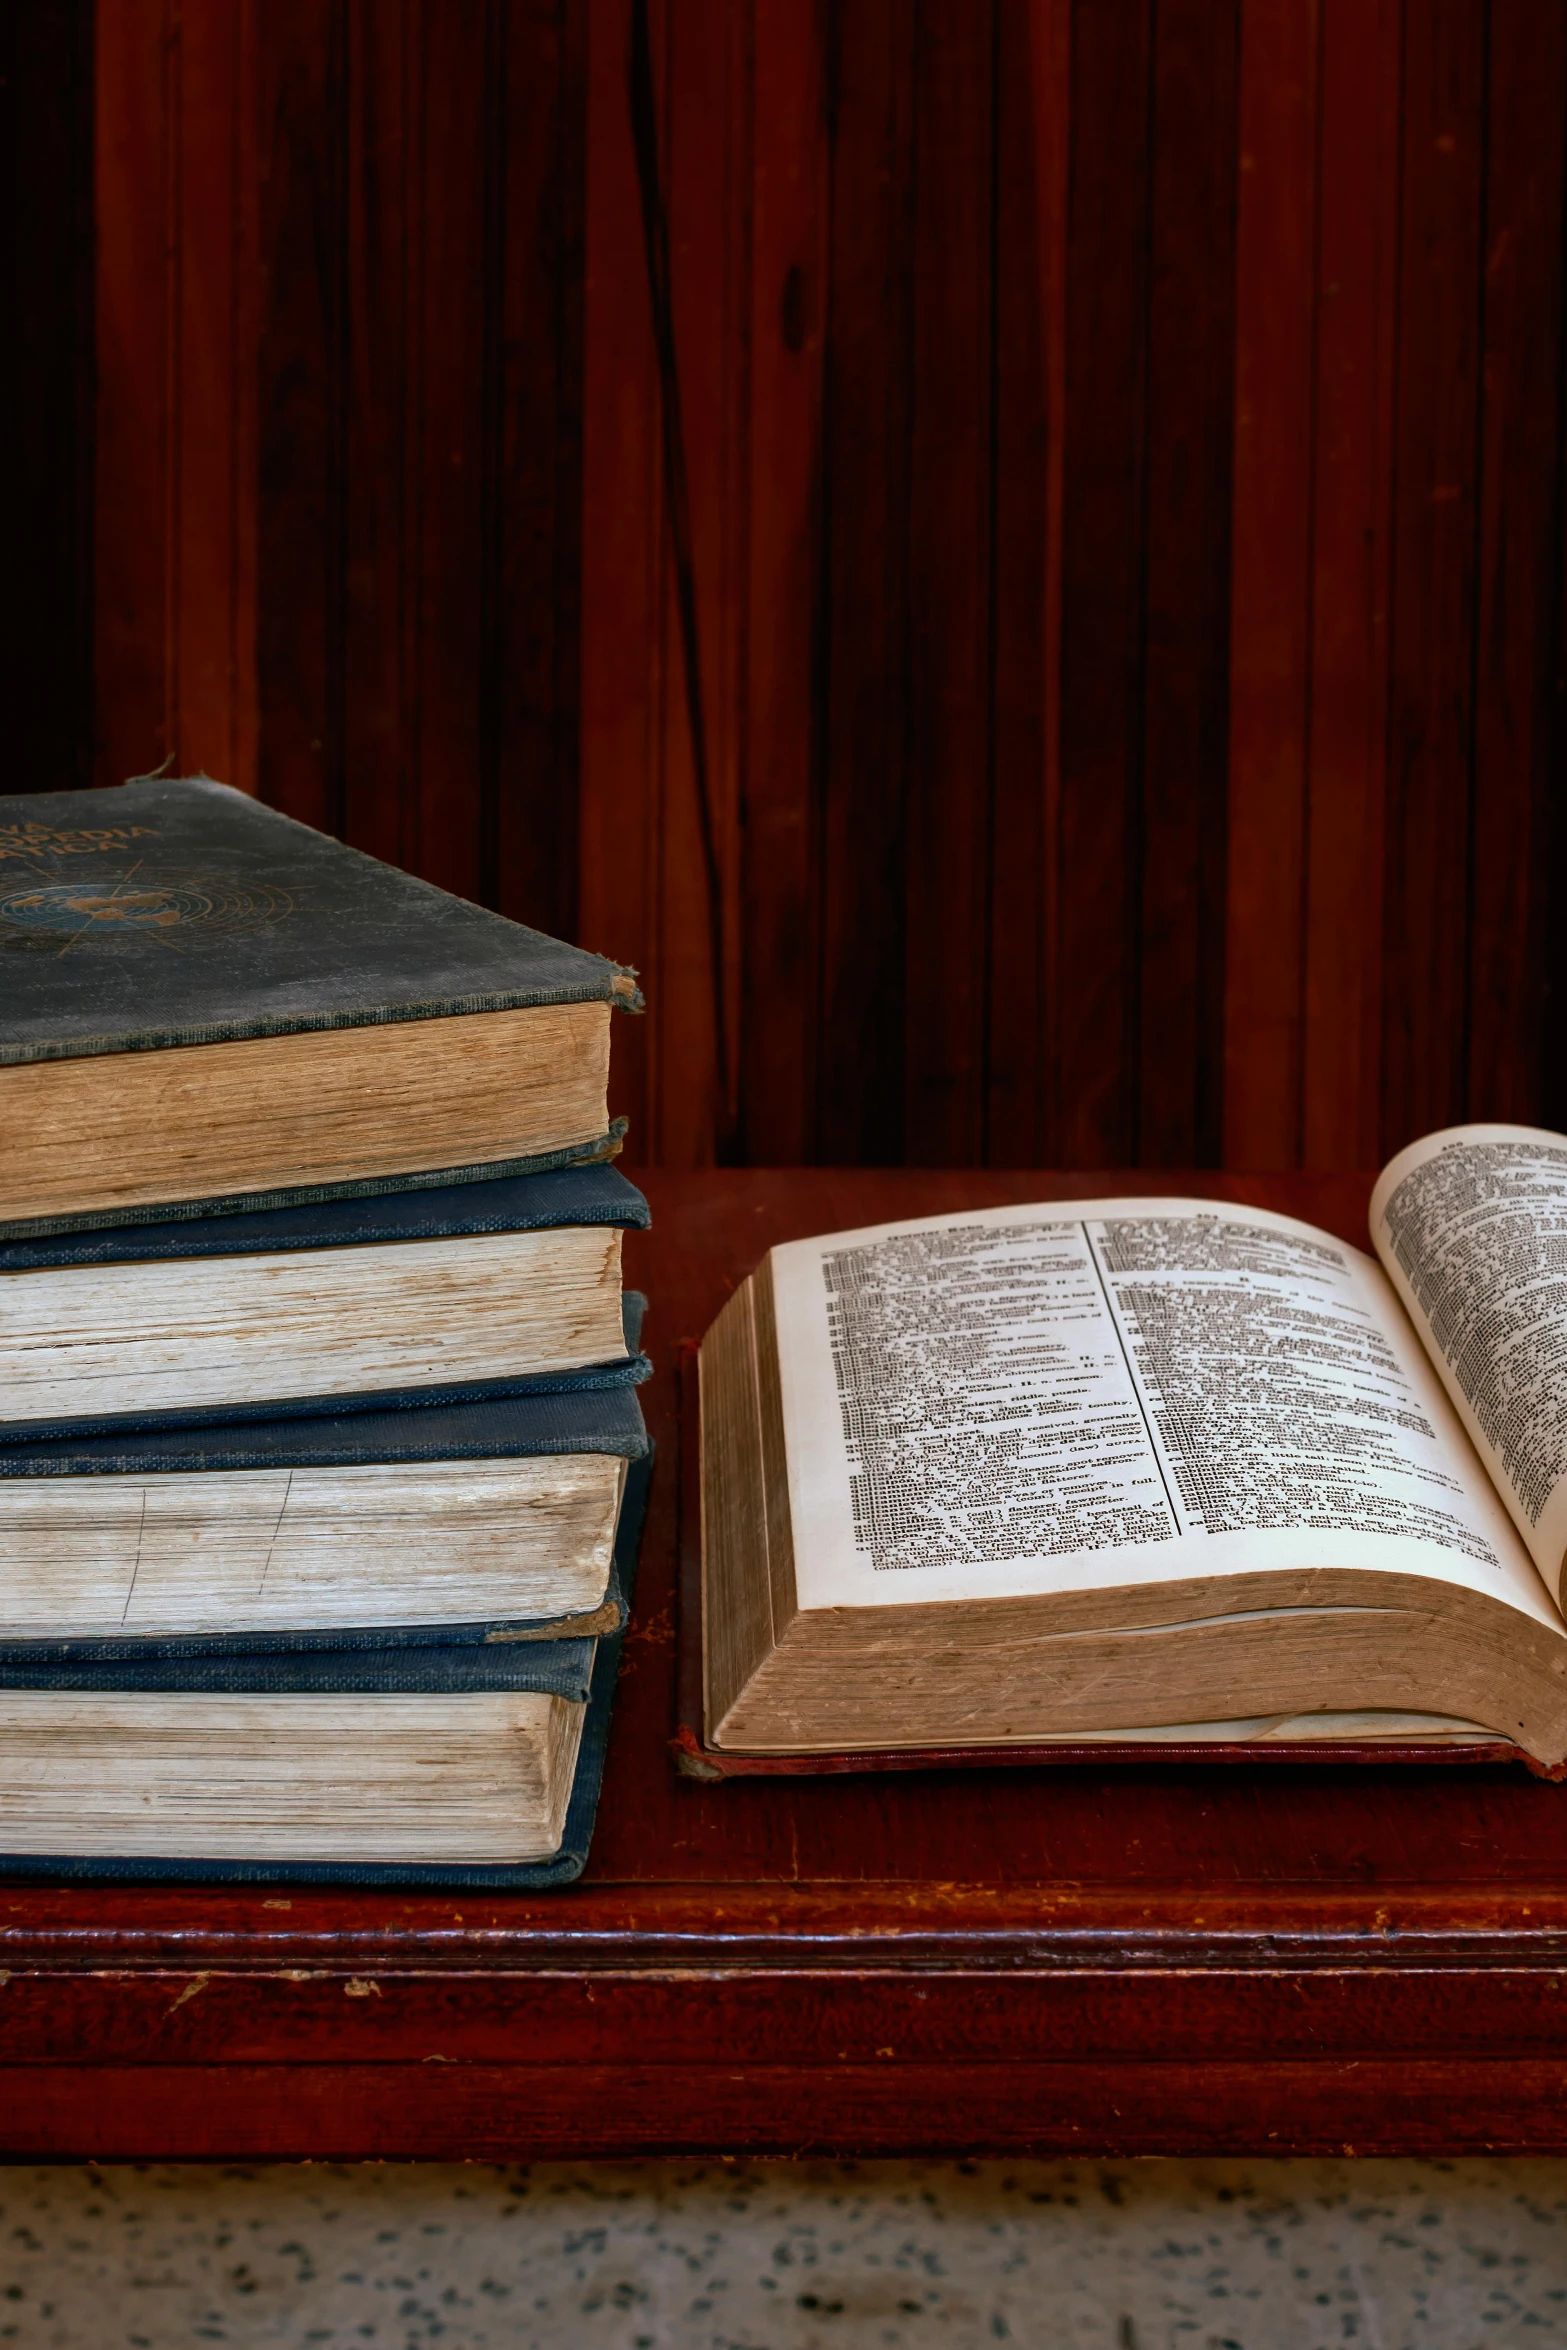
xmin=255 ymin=0 xmax=346 ymax=840
xmin=13 ymin=2057 xmax=1567 ymax=2164
xmin=903 ymin=0 xmax=995 ymax=1169
xmin=1054 ymin=0 xmax=1151 ymax=1168
xmin=93 ymin=0 xmax=177 ymax=794
xmin=813 ymin=0 xmax=915 ymax=1167
xmin=9 ymin=1168 xmax=1567 ymax=2161
xmin=982 ymin=0 xmax=1058 ymax=1170
xmin=1136 ymin=0 xmax=1237 ymax=1169
xmin=1222 ymin=0 xmax=1313 ymax=1172
xmin=659 ymin=0 xmax=748 ymax=1165
xmin=735 ymin=0 xmax=827 ymax=1166
xmin=579 ymin=0 xmax=658 ymax=1159
xmin=1380 ymin=0 xmax=1487 ymax=1159
xmin=1466 ymin=0 xmax=1567 ymax=1130
xmin=339 ymin=0 xmax=413 ymax=873
xmin=84 ymin=1 xmax=1567 ymax=1169
xmin=256 ymin=0 xmax=589 ymax=915
xmin=1298 ymin=0 xmax=1401 ymax=1172
xmin=485 ymin=0 xmax=587 ymax=944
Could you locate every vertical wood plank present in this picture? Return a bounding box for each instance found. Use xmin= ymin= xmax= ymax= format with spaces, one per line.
xmin=92 ymin=0 xmax=1567 ymax=1171
xmin=814 ymin=0 xmax=916 ymax=1164
xmin=1380 ymin=0 xmax=1487 ymax=1158
xmin=173 ymin=0 xmax=259 ymax=792
xmin=1299 ymin=0 xmax=1401 ymax=1170
xmin=488 ymin=0 xmax=588 ymax=941
xmin=580 ymin=0 xmax=662 ymax=1159
xmin=1466 ymin=0 xmax=1567 ymax=1125
xmin=96 ymin=0 xmax=259 ymax=794
xmin=903 ymin=0 xmax=995 ymax=1167
xmin=737 ymin=0 xmax=827 ymax=1166
xmin=658 ymin=0 xmax=748 ymax=1165
xmin=1223 ymin=0 xmax=1316 ymax=1168
xmin=984 ymin=0 xmax=1060 ymax=1168
xmin=256 ymin=0 xmax=347 ymax=835
xmin=262 ymin=0 xmax=594 ymax=909
xmin=1137 ymin=0 xmax=1238 ymax=1167
xmin=1056 ymin=0 xmax=1152 ymax=1165
xmin=339 ymin=0 xmax=412 ymax=869
xmin=94 ymin=0 xmax=171 ymax=786
xmin=404 ymin=0 xmax=489 ymax=899
xmin=1000 ymin=0 xmax=1071 ymax=1170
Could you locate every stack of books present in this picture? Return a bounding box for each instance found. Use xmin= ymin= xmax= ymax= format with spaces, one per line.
xmin=0 ymin=775 xmax=649 ymax=1886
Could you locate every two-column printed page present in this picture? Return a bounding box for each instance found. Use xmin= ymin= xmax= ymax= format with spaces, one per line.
xmin=1374 ymin=1125 xmax=1567 ymax=1603
xmin=771 ymin=1199 xmax=1549 ymax=1623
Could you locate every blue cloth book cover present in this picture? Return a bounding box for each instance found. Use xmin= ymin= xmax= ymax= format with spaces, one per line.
xmin=0 ymin=1172 xmax=652 ymax=1442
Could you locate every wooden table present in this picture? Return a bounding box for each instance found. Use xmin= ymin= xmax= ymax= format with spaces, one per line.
xmin=7 ymin=1168 xmax=1567 ymax=2160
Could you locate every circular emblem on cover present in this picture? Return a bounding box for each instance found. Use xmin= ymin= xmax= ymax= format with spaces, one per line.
xmin=0 ymin=871 xmax=291 ymax=944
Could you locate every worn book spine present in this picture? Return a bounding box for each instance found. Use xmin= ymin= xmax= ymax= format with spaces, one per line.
xmin=0 ymin=1373 xmax=650 ymax=1479
xmin=0 ymin=1294 xmax=651 ymax=1445
xmin=0 ymin=1352 xmax=653 ymax=1448
xmin=0 ymin=1127 xmax=632 ymax=1245
xmin=0 ymin=1634 xmax=598 ymax=1699
xmin=0 ymin=1161 xmax=650 ymax=1271
xmin=0 ymin=1380 xmax=648 ymax=1657
xmin=0 ymin=1459 xmax=648 ymax=1888
xmin=0 ymin=1555 xmax=632 ymax=1668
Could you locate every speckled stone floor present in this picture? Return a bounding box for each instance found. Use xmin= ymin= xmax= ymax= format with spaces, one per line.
xmin=0 ymin=2158 xmax=1564 ymax=2348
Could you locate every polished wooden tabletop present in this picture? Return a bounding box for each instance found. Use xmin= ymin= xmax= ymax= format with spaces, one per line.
xmin=7 ymin=1168 xmax=1567 ymax=2160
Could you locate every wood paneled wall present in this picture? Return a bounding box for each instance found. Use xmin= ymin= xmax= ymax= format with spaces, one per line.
xmin=87 ymin=0 xmax=1567 ymax=1170
xmin=93 ymin=0 xmax=586 ymax=938
xmin=3 ymin=0 xmax=95 ymax=788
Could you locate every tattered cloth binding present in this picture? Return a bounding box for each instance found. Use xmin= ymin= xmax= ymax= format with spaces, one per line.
xmin=669 ymin=1350 xmax=1546 ymax=1782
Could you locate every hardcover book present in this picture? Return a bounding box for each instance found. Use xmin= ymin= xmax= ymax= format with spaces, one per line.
xmin=701 ymin=1125 xmax=1567 ymax=1771
xmin=0 ymin=1163 xmax=652 ymax=1439
xmin=0 ymin=777 xmax=641 ymax=1235
xmin=0 ymin=1457 xmax=648 ymax=1886
xmin=0 ymin=1369 xmax=649 ymax=1656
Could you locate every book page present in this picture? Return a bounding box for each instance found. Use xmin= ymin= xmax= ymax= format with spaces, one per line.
xmin=1371 ymin=1124 xmax=1567 ymax=1603
xmin=770 ymin=1198 xmax=1550 ymax=1624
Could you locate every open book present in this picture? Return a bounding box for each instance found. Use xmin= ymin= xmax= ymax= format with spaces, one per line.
xmin=701 ymin=1125 xmax=1567 ymax=1768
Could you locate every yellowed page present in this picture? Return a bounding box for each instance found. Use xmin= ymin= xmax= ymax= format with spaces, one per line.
xmin=0 ymin=1455 xmax=624 ymax=1636
xmin=1372 ymin=1123 xmax=1567 ymax=1604
xmin=770 ymin=1196 xmax=1551 ymax=1627
xmin=0 ymin=1226 xmax=625 ymax=1420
